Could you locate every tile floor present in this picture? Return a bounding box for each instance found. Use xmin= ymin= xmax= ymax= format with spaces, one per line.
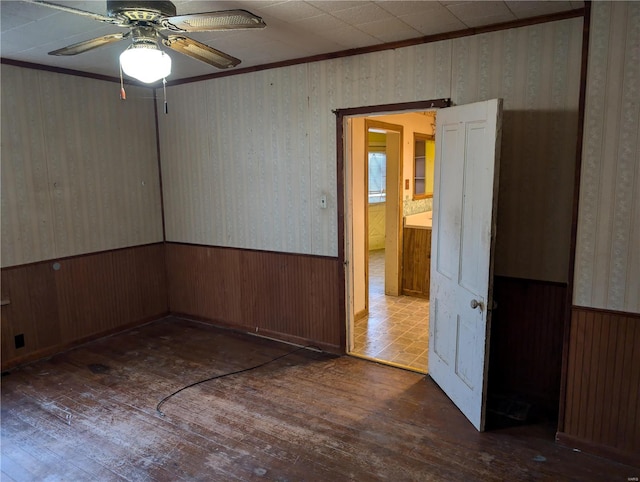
xmin=351 ymin=249 xmax=430 ymax=373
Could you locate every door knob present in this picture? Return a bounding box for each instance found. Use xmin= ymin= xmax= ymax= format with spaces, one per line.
xmin=470 ymin=299 xmax=483 ymax=310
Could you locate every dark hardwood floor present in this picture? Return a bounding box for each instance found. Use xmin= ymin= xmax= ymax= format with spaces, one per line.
xmin=1 ymin=317 xmax=635 ymax=481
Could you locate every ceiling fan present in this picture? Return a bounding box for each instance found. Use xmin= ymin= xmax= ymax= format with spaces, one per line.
xmin=29 ymin=0 xmax=266 ymax=83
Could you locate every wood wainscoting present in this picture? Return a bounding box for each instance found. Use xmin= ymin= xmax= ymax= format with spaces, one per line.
xmin=165 ymin=243 xmax=343 ymax=353
xmin=0 ymin=243 xmax=168 ymax=371
xmin=488 ymin=276 xmax=567 ymax=414
xmin=557 ymin=306 xmax=640 ymax=467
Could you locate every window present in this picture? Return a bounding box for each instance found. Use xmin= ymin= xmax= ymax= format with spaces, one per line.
xmin=368 ymin=152 xmax=386 ymax=203
xmin=414 ymin=133 xmax=434 ymax=199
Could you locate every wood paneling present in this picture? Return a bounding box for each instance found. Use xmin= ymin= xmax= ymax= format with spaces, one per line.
xmin=402 ymin=227 xmax=431 ymax=298
xmin=0 ymin=244 xmax=167 ymax=370
xmin=559 ymin=307 xmax=640 ymax=466
xmin=165 ymin=243 xmax=342 ymax=352
xmin=0 ymin=262 xmax=60 ymax=363
xmin=488 ymin=276 xmax=567 ymax=411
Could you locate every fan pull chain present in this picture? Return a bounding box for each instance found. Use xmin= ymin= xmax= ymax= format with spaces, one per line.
xmin=163 ymin=78 xmax=168 ymax=114
xmin=119 ymin=63 xmax=126 ymax=100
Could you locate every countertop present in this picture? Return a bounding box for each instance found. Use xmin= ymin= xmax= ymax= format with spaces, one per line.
xmin=404 ymin=211 xmax=432 ymax=229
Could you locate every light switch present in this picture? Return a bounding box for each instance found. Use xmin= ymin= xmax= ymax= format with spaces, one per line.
xmin=405 ymin=179 xmax=410 ymax=190
xmin=320 ymin=195 xmax=327 ymax=209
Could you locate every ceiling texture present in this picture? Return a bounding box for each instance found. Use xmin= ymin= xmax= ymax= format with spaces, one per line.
xmin=1 ymin=0 xmax=584 ymax=83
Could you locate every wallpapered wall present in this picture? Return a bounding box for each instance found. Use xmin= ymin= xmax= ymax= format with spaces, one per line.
xmin=158 ymin=18 xmax=582 ymax=283
xmin=574 ymin=1 xmax=640 ymax=313
xmin=1 ymin=66 xmax=163 ymax=267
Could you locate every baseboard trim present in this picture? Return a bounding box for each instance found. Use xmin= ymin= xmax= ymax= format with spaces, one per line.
xmin=170 ymin=312 xmax=343 ymax=355
xmin=556 ymin=431 xmax=640 ymax=469
xmin=401 ymin=288 xmax=428 ymax=299
xmin=1 ymin=312 xmax=169 ymax=372
xmin=354 ymin=309 xmax=368 ymax=321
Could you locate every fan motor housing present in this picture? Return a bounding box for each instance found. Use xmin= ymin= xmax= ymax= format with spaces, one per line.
xmin=107 ymin=1 xmax=177 ymax=20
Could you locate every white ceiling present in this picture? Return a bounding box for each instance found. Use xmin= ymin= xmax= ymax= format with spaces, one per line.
xmin=1 ymin=0 xmax=584 ymax=82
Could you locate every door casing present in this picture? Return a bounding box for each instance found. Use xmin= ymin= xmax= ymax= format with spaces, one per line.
xmin=337 ymin=99 xmax=450 ymax=354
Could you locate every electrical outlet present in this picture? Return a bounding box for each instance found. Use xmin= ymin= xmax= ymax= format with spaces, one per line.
xmin=14 ymin=334 xmax=25 ymax=349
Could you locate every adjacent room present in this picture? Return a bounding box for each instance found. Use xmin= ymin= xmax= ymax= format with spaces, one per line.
xmin=348 ymin=111 xmax=436 ymax=373
xmin=2 ymin=0 xmax=638 ymax=478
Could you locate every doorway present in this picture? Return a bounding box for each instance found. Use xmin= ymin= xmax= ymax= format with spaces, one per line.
xmin=345 ymin=110 xmax=437 ymax=374
xmin=341 ymin=98 xmax=505 ymax=431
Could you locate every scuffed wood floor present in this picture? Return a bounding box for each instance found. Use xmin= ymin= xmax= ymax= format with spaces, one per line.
xmin=1 ymin=317 xmax=635 ymax=481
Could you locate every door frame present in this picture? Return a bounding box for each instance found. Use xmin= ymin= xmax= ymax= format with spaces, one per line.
xmin=365 ymin=119 xmax=404 ymax=303
xmin=336 ymin=99 xmax=450 ymax=353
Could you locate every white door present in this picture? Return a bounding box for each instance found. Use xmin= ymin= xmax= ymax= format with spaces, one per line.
xmin=428 ymin=98 xmax=502 ymax=431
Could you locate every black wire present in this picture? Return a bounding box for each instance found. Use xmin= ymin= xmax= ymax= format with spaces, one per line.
xmin=156 ymin=345 xmax=316 ymax=416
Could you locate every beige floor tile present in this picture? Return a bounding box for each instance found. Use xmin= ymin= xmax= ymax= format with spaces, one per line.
xmin=351 ymin=249 xmax=429 ymax=373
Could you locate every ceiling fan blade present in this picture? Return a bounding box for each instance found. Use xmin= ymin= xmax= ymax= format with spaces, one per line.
xmin=163 ymin=9 xmax=266 ymax=32
xmin=27 ymin=0 xmax=126 ymax=26
xmin=162 ymin=35 xmax=240 ymax=69
xmin=49 ymin=33 xmax=129 ymax=56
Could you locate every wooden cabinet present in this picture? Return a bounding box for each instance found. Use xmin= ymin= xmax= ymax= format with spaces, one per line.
xmin=402 ymin=227 xmax=431 ymax=298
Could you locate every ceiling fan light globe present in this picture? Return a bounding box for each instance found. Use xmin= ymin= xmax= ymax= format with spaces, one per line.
xmin=119 ymin=47 xmax=171 ymax=83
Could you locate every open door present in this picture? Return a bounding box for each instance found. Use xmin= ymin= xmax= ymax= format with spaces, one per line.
xmin=428 ymin=98 xmax=502 ymax=431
